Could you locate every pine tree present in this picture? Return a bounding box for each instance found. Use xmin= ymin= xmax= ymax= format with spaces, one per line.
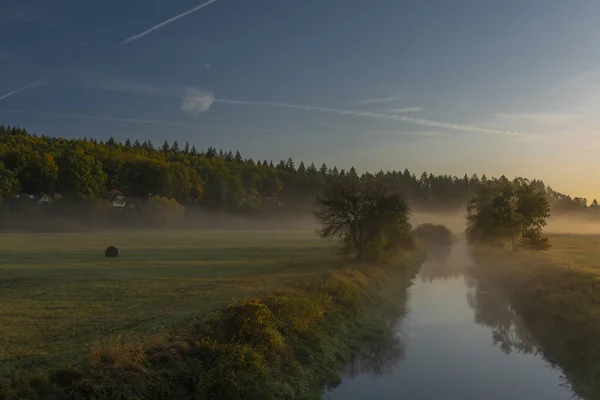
xmin=133 ymin=139 xmax=141 ymax=149
xmin=184 ymin=141 xmax=190 ymax=154
xmin=206 ymin=147 xmax=217 ymax=158
xmin=171 ymin=140 xmax=180 ymax=153
xmin=319 ymin=163 xmax=328 ymax=175
xmin=235 ymin=151 xmax=243 ymax=163
xmin=297 ymin=161 xmax=306 ymax=174
xmin=125 ymin=138 xmax=132 ymax=147
xmin=162 ymin=140 xmax=170 ymax=153
xmin=285 ymin=157 xmax=295 ymax=172
xmin=190 ymin=145 xmax=198 ymax=155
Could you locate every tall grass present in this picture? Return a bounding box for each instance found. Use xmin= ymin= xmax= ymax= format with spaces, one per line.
xmin=471 ymin=247 xmax=600 ymax=399
xmin=0 ymin=251 xmax=424 ymax=399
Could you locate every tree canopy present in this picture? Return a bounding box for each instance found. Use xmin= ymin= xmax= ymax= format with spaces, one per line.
xmin=466 ymin=177 xmax=551 ymax=251
xmin=315 ymin=178 xmax=412 ymax=260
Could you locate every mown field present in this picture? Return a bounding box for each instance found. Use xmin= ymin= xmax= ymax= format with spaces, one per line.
xmin=0 ymin=230 xmax=339 ymax=374
xmin=541 ymin=234 xmax=600 ymax=270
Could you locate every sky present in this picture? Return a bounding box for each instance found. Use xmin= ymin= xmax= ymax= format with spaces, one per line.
xmin=1 ymin=0 xmax=599 ymax=201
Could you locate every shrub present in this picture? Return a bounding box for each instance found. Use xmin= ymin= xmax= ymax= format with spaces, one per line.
xmin=413 ymin=223 xmax=453 ymax=247
xmin=141 ymin=196 xmax=184 ymax=227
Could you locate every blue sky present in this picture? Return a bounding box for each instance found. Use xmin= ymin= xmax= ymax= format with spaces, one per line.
xmin=1 ymin=0 xmax=599 ymax=200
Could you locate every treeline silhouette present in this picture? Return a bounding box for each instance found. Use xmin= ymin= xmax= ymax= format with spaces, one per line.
xmin=0 ymin=124 xmax=598 ymax=223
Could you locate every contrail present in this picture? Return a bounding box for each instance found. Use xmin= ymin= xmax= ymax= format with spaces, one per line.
xmin=119 ymin=0 xmax=221 ymax=46
xmin=0 ymin=109 xmax=189 ymax=126
xmin=216 ymin=98 xmax=529 ymax=137
xmin=0 ymin=81 xmax=42 ymax=102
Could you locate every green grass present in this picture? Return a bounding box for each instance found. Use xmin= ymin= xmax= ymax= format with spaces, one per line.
xmin=542 ymin=233 xmax=600 ymax=270
xmin=0 ymin=230 xmax=341 ymax=374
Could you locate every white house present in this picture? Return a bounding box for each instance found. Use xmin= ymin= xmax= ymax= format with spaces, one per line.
xmin=112 ymin=195 xmax=127 ymax=207
xmin=37 ymin=194 xmax=52 ymax=205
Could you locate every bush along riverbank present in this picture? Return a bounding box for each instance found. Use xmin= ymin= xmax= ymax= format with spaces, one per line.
xmin=1 ymin=250 xmax=425 ymax=400
xmin=470 ymin=248 xmax=600 ymax=399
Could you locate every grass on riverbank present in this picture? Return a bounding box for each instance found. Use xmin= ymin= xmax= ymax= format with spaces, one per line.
xmin=0 ymin=230 xmax=340 ymax=374
xmin=471 ymin=235 xmax=600 ymax=399
xmin=1 ymin=230 xmax=423 ymax=399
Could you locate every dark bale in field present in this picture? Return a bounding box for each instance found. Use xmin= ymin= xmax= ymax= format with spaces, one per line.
xmin=104 ymin=246 xmax=120 ymax=257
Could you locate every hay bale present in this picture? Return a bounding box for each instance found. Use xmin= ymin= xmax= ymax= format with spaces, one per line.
xmin=105 ymin=246 xmax=120 ymax=257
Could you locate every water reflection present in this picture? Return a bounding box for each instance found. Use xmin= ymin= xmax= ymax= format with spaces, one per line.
xmin=464 ymin=267 xmax=579 ymax=398
xmin=465 ymin=269 xmax=538 ymax=356
xmin=345 ymin=288 xmax=409 ymax=378
xmin=326 ymin=244 xmax=579 ymax=399
xmin=419 ymin=245 xmax=462 ymax=283
xmin=346 ymin=318 xmax=406 ymax=378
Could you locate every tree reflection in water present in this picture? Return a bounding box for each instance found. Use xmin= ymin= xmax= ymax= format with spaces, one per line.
xmin=464 ymin=265 xmax=579 ymax=398
xmin=345 ymin=289 xmax=410 ymax=378
xmin=465 ymin=268 xmax=539 ymax=356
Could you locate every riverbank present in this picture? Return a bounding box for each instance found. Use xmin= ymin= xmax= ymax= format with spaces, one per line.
xmin=471 ymin=246 xmax=600 ymax=399
xmin=1 ymin=249 xmax=424 ymax=399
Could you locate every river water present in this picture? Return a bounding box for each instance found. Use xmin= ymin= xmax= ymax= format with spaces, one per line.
xmin=325 ymin=243 xmax=579 ymax=400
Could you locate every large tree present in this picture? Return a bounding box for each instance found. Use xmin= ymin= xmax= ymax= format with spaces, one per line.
xmin=466 ymin=178 xmax=551 ymax=251
xmin=315 ymin=178 xmax=412 ymax=260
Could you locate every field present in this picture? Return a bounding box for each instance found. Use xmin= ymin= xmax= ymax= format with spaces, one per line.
xmin=1 ymin=229 xmax=597 ymax=383
xmin=542 ymin=234 xmax=600 ymax=270
xmin=0 ymin=230 xmax=339 ymax=374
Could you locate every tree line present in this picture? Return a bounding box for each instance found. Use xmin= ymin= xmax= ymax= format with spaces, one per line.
xmin=0 ymin=124 xmax=598 ymax=221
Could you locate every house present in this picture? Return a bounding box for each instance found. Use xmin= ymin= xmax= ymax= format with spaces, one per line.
xmin=113 ymin=195 xmax=127 ymax=207
xmin=107 ymin=189 xmax=127 ymax=207
xmin=37 ymin=194 xmax=52 ymax=205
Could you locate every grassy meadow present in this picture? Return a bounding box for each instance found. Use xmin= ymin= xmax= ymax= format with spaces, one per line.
xmin=541 ymin=233 xmax=600 ymax=270
xmin=0 ymin=230 xmax=341 ymax=374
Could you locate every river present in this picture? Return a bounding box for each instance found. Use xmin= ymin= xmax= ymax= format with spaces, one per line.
xmin=324 ymin=243 xmax=579 ymax=400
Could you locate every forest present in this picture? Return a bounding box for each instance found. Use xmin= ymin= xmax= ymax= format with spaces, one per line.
xmin=0 ymin=124 xmax=598 ymax=229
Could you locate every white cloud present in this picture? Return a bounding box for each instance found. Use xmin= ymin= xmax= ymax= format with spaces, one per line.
xmin=354 ymin=96 xmax=405 ymax=105
xmin=181 ymin=88 xmax=215 ymax=115
xmin=119 ymin=0 xmax=221 ymax=46
xmin=381 ymin=107 xmax=424 ymax=113
xmin=0 ymin=81 xmax=42 ymax=102
xmin=204 ymin=63 xmax=211 ymax=69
